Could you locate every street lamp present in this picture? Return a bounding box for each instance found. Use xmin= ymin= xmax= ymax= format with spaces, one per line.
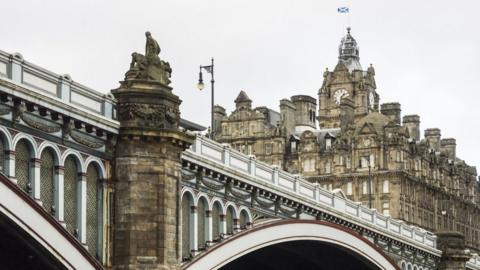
xmin=197 ymin=58 xmax=215 ymax=138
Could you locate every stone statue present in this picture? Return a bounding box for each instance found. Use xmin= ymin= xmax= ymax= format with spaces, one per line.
xmin=126 ymin=31 xmax=172 ymax=85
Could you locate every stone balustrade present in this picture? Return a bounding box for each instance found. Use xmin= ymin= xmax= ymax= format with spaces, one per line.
xmin=0 ymin=50 xmax=115 ymax=119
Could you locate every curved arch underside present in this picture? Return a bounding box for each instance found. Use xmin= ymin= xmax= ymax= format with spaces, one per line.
xmin=185 ymin=220 xmax=399 ymax=270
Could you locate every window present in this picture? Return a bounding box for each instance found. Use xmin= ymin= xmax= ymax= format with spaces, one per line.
xmin=346 ymin=182 xmax=353 ymax=195
xmin=360 ymin=156 xmax=369 ymax=168
xmin=382 ymin=180 xmax=389 ymax=193
xmin=346 ymin=156 xmax=351 ymax=169
xmin=326 ymin=138 xmax=332 ymax=149
xmin=290 ymin=141 xmax=296 ymax=152
xmin=339 ymin=155 xmax=344 ymax=166
xmin=325 ymin=161 xmax=331 ymax=174
xmin=382 ymin=202 xmax=390 ymax=216
xmin=247 ymin=145 xmax=252 ymax=155
xmin=303 ymin=159 xmax=315 ymax=172
xmin=15 ymin=140 xmax=31 ymax=193
xmin=265 ymin=143 xmax=272 ymax=155
xmin=362 ymin=181 xmax=368 ymax=194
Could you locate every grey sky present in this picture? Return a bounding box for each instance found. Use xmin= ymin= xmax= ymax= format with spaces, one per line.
xmin=1 ymin=0 xmax=479 ymax=170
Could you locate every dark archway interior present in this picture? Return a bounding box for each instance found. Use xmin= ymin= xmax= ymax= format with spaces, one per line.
xmin=221 ymin=240 xmax=381 ymax=270
xmin=0 ymin=212 xmax=67 ymax=270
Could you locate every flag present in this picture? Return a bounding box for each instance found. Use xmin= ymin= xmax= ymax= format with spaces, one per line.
xmin=337 ymin=7 xmax=349 ymax=13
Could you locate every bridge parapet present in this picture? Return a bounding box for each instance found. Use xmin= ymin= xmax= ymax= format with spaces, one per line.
xmin=186 ymin=134 xmax=438 ymax=251
xmin=0 ymin=49 xmax=116 ymax=120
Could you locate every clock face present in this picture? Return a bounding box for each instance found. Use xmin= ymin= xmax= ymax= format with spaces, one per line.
xmin=369 ymin=92 xmax=375 ymax=108
xmin=334 ymin=89 xmax=349 ymax=105
xmin=364 ymin=138 xmax=371 ymax=147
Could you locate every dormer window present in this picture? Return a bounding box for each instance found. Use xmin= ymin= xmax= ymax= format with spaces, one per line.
xmin=291 ymin=141 xmax=296 ymax=152
xmin=326 ymin=138 xmax=332 ymax=149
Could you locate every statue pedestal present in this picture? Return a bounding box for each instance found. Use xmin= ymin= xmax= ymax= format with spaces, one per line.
xmin=112 ymin=79 xmax=193 ymax=270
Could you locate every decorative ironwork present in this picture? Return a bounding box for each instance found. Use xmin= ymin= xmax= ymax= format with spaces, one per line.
xmin=181 ymin=194 xmax=192 ymax=260
xmin=64 ymin=157 xmax=77 ymax=236
xmin=86 ymin=165 xmax=99 ymax=258
xmin=15 ymin=140 xmax=30 ymax=192
xmin=0 ymin=137 xmax=4 ymax=172
xmin=40 ymin=149 xmax=55 ymax=214
xmin=212 ymin=203 xmax=221 ymax=241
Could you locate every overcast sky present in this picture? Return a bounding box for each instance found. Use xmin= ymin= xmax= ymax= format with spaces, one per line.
xmin=1 ymin=0 xmax=479 ymax=171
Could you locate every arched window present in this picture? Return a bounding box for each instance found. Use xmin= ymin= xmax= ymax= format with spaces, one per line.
xmin=40 ymin=149 xmax=55 ymax=214
xmin=181 ymin=192 xmax=194 ymax=259
xmin=15 ymin=140 xmax=31 ymax=192
xmin=401 ymin=262 xmax=406 ymax=270
xmin=64 ymin=156 xmax=78 ymax=236
xmin=239 ymin=210 xmax=249 ymax=229
xmin=197 ymin=197 xmax=208 ymax=250
xmin=226 ymin=206 xmax=235 ymax=235
xmin=212 ymin=201 xmax=221 ymax=241
xmin=86 ymin=164 xmax=100 ymax=258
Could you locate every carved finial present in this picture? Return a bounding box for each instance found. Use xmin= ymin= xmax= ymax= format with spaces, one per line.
xmin=347 ymin=27 xmax=351 ymax=34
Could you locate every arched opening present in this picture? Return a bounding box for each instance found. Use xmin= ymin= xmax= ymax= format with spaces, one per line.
xmin=222 ymin=240 xmax=380 ymax=270
xmin=15 ymin=139 xmax=33 ymax=193
xmin=211 ymin=201 xmax=222 ymax=242
xmin=40 ymin=148 xmax=55 ymax=215
xmin=225 ymin=205 xmax=235 ymax=235
xmin=239 ymin=209 xmax=249 ymax=229
xmin=64 ymin=156 xmax=79 ymax=236
xmin=197 ymin=196 xmax=208 ymax=251
xmin=185 ymin=220 xmax=399 ymax=270
xmin=86 ymin=163 xmax=100 ymax=258
xmin=181 ymin=191 xmax=194 ymax=260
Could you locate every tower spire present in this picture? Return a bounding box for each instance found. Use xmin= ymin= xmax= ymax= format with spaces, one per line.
xmin=337 ymin=27 xmax=362 ymax=72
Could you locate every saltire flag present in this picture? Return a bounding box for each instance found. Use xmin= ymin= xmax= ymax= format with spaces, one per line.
xmin=337 ymin=7 xmax=349 ymax=13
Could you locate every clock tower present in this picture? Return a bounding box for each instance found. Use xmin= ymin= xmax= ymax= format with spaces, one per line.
xmin=318 ymin=27 xmax=378 ymax=129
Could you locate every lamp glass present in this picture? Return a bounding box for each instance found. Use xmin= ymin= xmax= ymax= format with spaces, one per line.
xmin=197 ymin=82 xmax=205 ymax=90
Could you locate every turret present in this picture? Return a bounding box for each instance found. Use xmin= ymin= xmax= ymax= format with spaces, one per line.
xmin=380 ymin=102 xmax=401 ymax=125
xmin=291 ymin=95 xmax=316 ymax=132
xmin=403 ymin=115 xmax=420 ymax=141
xmin=235 ymin=90 xmax=252 ymax=110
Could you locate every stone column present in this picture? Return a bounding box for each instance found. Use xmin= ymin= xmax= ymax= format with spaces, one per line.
xmin=436 ymin=231 xmax=471 ymax=270
xmin=30 ymin=158 xmax=41 ymax=203
xmin=205 ymin=210 xmax=212 ymax=246
xmin=112 ymin=34 xmax=193 ymax=270
xmin=77 ymin=172 xmax=87 ymax=245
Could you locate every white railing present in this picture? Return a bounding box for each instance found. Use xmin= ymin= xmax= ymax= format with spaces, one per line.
xmin=0 ymin=50 xmax=115 ymax=119
xmin=185 ymin=134 xmax=438 ymax=251
xmin=468 ymin=254 xmax=480 ymax=270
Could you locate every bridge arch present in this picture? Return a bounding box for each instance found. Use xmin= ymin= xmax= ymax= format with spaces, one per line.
xmin=0 ymin=172 xmax=102 ymax=269
xmin=185 ymin=219 xmax=400 ymax=270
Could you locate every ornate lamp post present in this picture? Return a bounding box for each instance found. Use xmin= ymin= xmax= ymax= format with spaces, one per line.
xmin=197 ymin=58 xmax=215 ymax=138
